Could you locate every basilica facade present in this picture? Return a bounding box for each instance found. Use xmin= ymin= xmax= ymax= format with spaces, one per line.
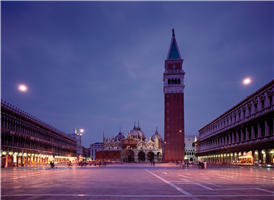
xmin=96 ymin=123 xmax=163 ymax=162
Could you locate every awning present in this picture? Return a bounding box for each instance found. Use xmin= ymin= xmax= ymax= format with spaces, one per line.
xmin=238 ymin=151 xmax=252 ymax=159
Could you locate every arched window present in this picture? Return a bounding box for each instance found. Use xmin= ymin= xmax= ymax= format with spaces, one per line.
xmin=178 ymin=79 xmax=181 ymax=84
xmin=175 ymin=79 xmax=177 ymax=84
xmin=171 ymin=79 xmax=174 ymax=84
xmin=168 ymin=79 xmax=170 ymax=84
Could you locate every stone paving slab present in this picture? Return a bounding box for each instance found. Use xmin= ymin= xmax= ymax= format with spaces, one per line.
xmin=1 ymin=163 xmax=274 ymax=199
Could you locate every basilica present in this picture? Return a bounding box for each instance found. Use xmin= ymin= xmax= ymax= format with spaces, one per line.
xmin=96 ymin=122 xmax=163 ymax=162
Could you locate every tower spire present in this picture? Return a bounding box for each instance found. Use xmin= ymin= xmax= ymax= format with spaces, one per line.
xmin=167 ymin=29 xmax=181 ymax=60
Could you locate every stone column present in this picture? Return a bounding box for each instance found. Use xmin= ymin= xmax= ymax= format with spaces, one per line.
xmin=5 ymin=152 xmax=9 ymax=168
xmin=266 ymin=149 xmax=270 ymax=164
xmin=236 ymin=131 xmax=239 ymax=143
xmin=258 ymin=150 xmax=262 ymax=164
xmin=258 ymin=123 xmax=262 ymax=138
xmin=265 ymin=120 xmax=269 ymax=136
xmin=20 ymin=153 xmax=24 ymax=167
xmin=25 ymin=154 xmax=29 ymax=167
xmin=251 ymin=125 xmax=255 ymax=139
xmin=245 ymin=127 xmax=249 ymax=140
xmin=16 ymin=155 xmax=19 ymax=167
xmin=0 ymin=151 xmax=2 ymax=168
xmin=252 ymin=150 xmax=255 ymax=165
xmin=11 ymin=154 xmax=14 ymax=167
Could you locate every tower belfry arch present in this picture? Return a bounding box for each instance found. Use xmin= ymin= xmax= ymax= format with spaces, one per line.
xmin=163 ymin=29 xmax=185 ymax=162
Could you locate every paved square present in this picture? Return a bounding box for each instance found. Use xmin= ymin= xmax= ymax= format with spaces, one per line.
xmin=1 ymin=163 xmax=274 ymax=199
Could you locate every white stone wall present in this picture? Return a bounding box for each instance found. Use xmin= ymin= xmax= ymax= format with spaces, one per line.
xmin=185 ymin=135 xmax=196 ymax=161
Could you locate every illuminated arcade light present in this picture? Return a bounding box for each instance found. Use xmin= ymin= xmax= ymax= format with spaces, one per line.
xmin=18 ymin=85 xmax=27 ymax=92
xmin=243 ymin=78 xmax=251 ymax=85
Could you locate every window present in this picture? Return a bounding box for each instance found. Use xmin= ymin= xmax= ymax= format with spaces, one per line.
xmin=270 ymin=95 xmax=273 ymax=105
xmin=178 ymin=79 xmax=181 ymax=84
xmin=175 ymin=79 xmax=177 ymax=84
xmin=254 ymin=104 xmax=257 ymax=113
xmin=243 ymin=110 xmax=246 ymax=118
xmin=248 ymin=107 xmax=251 ymax=115
xmin=167 ymin=110 xmax=169 ymax=113
xmin=168 ymin=79 xmax=170 ymax=84
xmin=167 ymin=118 xmax=169 ymax=121
xmin=167 ymin=126 xmax=169 ymax=129
xmin=167 ymin=95 xmax=169 ymax=98
xmin=167 ymin=102 xmax=169 ymax=105
xmin=261 ymin=100 xmax=264 ymax=109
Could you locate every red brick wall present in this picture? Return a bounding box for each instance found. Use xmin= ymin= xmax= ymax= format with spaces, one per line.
xmin=164 ymin=93 xmax=185 ymax=161
xmin=96 ymin=151 xmax=121 ymax=161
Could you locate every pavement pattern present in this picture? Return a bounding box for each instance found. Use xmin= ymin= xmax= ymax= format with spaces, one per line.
xmin=1 ymin=163 xmax=274 ymax=200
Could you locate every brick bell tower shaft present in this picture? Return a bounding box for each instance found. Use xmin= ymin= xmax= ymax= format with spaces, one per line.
xmin=163 ymin=29 xmax=185 ymax=162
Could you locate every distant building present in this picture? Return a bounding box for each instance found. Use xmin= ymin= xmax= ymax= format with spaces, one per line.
xmin=164 ymin=29 xmax=185 ymax=162
xmin=90 ymin=142 xmax=103 ymax=161
xmin=1 ymin=100 xmax=77 ymax=168
xmin=82 ymin=146 xmax=90 ymax=160
xmin=184 ymin=135 xmax=197 ymax=162
xmin=96 ymin=123 xmax=163 ymax=162
xmin=68 ymin=129 xmax=82 ymax=158
xmin=195 ymin=80 xmax=274 ymax=165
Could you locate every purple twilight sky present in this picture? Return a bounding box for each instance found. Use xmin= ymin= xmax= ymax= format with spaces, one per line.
xmin=1 ymin=1 xmax=273 ymax=148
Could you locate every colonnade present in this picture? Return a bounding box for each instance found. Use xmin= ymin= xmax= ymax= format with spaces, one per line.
xmin=1 ymin=151 xmax=50 ymax=168
xmin=198 ymin=148 xmax=274 ymax=165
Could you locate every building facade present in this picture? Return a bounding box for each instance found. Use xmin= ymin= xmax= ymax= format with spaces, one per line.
xmin=184 ymin=135 xmax=197 ymax=162
xmin=1 ymin=100 xmax=77 ymax=167
xmin=90 ymin=142 xmax=103 ymax=161
xmin=164 ymin=29 xmax=185 ymax=162
xmin=195 ymin=80 xmax=274 ymax=165
xmin=96 ymin=123 xmax=163 ymax=162
xmin=68 ymin=129 xmax=82 ymax=158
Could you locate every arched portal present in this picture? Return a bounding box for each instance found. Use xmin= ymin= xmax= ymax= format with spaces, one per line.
xmin=156 ymin=152 xmax=161 ymax=161
xmin=138 ymin=151 xmax=145 ymax=162
xmin=147 ymin=152 xmax=154 ymax=162
xmin=124 ymin=150 xmax=134 ymax=162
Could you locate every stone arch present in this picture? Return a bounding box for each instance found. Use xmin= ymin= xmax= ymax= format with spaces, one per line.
xmin=156 ymin=152 xmax=161 ymax=161
xmin=147 ymin=152 xmax=154 ymax=162
xmin=124 ymin=149 xmax=134 ymax=162
xmin=138 ymin=151 xmax=145 ymax=162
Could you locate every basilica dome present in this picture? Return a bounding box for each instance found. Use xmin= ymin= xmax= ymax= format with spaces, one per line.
xmin=151 ymin=129 xmax=163 ymax=142
xmin=129 ymin=123 xmax=145 ymax=140
xmin=114 ymin=130 xmax=125 ymax=141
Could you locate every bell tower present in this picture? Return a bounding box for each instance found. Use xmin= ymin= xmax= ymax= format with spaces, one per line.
xmin=163 ymin=29 xmax=185 ymax=162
